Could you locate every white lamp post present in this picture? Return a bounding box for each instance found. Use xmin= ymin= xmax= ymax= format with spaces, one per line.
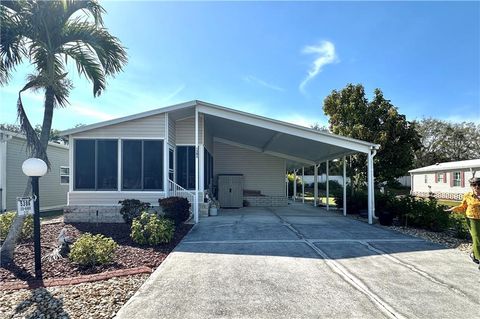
xmin=22 ymin=158 xmax=47 ymax=280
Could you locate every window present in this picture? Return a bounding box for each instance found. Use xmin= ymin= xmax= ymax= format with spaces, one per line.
xmin=74 ymin=139 xmax=118 ymax=190
xmin=60 ymin=166 xmax=70 ymax=184
xmin=453 ymin=172 xmax=461 ymax=187
xmin=122 ymin=140 xmax=163 ymax=190
xmin=176 ymin=146 xmax=195 ymax=189
xmin=424 ymin=175 xmax=428 ymax=184
xmin=437 ymin=173 xmax=444 ymax=183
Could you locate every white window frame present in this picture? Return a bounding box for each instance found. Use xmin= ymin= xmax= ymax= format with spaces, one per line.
xmin=453 ymin=171 xmax=461 ymax=187
xmin=60 ymin=166 xmax=70 ymax=185
xmin=437 ymin=173 xmax=444 ymax=183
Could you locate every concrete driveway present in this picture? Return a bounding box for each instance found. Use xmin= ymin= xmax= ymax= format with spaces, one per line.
xmin=116 ymin=204 xmax=480 ymax=319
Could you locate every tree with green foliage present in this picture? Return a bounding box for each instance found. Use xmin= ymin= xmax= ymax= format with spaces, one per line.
xmin=323 ymin=84 xmax=421 ymax=188
xmin=413 ymin=118 xmax=480 ymax=167
xmin=0 ymin=0 xmax=127 ymax=265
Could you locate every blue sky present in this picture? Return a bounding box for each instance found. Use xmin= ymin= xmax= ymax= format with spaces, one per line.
xmin=1 ymin=1 xmax=479 ymax=130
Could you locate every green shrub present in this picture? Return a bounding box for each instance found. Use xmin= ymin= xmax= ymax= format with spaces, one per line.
xmin=159 ymin=197 xmax=190 ymax=225
xmin=131 ymin=212 xmax=175 ymax=245
xmin=0 ymin=212 xmax=34 ymax=242
xmin=69 ymin=233 xmax=117 ymax=267
xmin=449 ymin=214 xmax=471 ymax=239
xmin=392 ymin=196 xmax=450 ymax=232
xmin=332 ymin=187 xmax=369 ymax=213
xmin=118 ymin=199 xmax=151 ymax=225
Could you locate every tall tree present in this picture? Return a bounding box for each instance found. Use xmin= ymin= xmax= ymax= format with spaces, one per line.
xmin=413 ymin=118 xmax=480 ymax=167
xmin=323 ymin=84 xmax=421 ymax=188
xmin=0 ymin=0 xmax=127 ymax=265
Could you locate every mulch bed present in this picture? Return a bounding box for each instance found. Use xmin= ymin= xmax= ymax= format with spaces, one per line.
xmin=0 ymin=222 xmax=193 ymax=284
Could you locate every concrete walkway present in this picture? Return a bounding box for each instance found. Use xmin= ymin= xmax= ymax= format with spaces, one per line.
xmin=116 ymin=204 xmax=480 ymax=319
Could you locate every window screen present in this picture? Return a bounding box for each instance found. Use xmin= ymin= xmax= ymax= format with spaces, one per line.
xmin=75 ymin=140 xmax=95 ymax=189
xmin=97 ymin=140 xmax=118 ymax=189
xmin=122 ymin=140 xmax=142 ymax=189
xmin=143 ymin=140 xmax=163 ymax=190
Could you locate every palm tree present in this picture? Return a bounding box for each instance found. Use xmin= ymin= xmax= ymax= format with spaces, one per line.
xmin=0 ymin=0 xmax=127 ymax=265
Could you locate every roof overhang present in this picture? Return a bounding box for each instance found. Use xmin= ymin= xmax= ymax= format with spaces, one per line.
xmin=60 ymin=100 xmax=379 ymax=169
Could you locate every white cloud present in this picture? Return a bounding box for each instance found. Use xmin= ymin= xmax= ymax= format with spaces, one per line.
xmin=68 ymin=103 xmax=117 ymax=121
xmin=243 ymin=75 xmax=284 ymax=92
xmin=299 ymin=41 xmax=338 ymax=94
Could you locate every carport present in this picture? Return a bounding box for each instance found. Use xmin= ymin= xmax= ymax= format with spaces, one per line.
xmin=197 ymin=101 xmax=380 ymax=224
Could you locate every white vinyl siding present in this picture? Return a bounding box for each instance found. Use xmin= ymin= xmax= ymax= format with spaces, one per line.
xmin=204 ymin=119 xmax=213 ymax=154
xmin=176 ymin=115 xmax=204 ymax=144
xmin=214 ymin=140 xmax=285 ymax=196
xmin=168 ymin=116 xmax=176 ymax=145
xmin=412 ymin=170 xmax=473 ymax=194
xmin=73 ymin=113 xmax=166 ymax=138
xmin=68 ymin=191 xmax=166 ymax=206
xmin=6 ymin=137 xmax=69 ymax=211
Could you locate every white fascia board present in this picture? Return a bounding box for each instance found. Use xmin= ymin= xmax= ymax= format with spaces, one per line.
xmin=214 ymin=137 xmax=315 ymax=166
xmin=314 ymin=150 xmax=358 ymax=163
xmin=60 ymin=101 xmax=197 ymax=136
xmin=198 ymin=103 xmax=376 ymax=154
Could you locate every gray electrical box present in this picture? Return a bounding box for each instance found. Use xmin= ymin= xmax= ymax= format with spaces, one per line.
xmin=218 ymin=175 xmax=244 ymax=208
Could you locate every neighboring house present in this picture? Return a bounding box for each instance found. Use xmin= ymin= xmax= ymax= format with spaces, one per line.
xmin=60 ymin=100 xmax=379 ymax=224
xmin=409 ymin=159 xmax=480 ymax=200
xmin=0 ymin=130 xmax=69 ymax=212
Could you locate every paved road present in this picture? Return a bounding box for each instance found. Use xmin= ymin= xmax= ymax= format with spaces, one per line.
xmin=116 ymin=204 xmax=480 ymax=319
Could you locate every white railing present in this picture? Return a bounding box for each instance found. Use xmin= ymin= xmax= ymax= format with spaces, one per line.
xmin=168 ymin=179 xmax=196 ymax=213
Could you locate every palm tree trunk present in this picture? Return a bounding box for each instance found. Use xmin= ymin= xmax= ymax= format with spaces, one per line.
xmin=0 ymin=88 xmax=54 ymax=266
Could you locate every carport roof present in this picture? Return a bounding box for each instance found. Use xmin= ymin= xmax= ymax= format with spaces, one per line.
xmin=60 ymin=100 xmax=379 ymax=169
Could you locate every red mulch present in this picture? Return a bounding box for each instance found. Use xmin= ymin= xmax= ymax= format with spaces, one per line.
xmin=0 ymin=222 xmax=192 ymax=284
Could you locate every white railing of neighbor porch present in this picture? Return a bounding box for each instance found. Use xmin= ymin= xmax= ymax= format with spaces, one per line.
xmin=168 ymin=179 xmax=195 ymax=213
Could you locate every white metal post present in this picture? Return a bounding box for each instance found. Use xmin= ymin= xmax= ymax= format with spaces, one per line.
xmin=286 ymin=172 xmax=289 ymax=199
xmin=326 ymin=160 xmax=330 ymax=210
xmin=371 ymin=149 xmax=377 ymax=219
xmin=367 ymin=151 xmax=373 ymax=224
xmin=314 ymin=164 xmax=318 ymax=207
xmin=302 ymin=166 xmax=305 ymax=204
xmin=293 ymin=169 xmax=297 ymax=202
xmin=164 ymin=114 xmax=169 ymax=197
xmin=343 ymin=156 xmax=347 ymax=216
xmin=194 ymin=108 xmax=199 ymax=223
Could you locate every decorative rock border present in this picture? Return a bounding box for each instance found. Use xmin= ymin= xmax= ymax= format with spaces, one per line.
xmin=1 ymin=266 xmax=152 ymax=291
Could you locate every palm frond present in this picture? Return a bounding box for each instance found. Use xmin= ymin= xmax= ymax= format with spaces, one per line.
xmin=61 ymin=20 xmax=127 ymax=95
xmin=62 ymin=42 xmax=105 ymax=95
xmin=63 ymin=0 xmax=105 ymax=26
xmin=17 ymin=80 xmax=50 ymax=167
xmin=0 ymin=3 xmax=28 ymax=84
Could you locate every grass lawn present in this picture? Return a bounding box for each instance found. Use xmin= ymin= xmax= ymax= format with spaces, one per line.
xmin=301 ymin=196 xmax=337 ymax=206
xmin=436 ymin=199 xmax=461 ymax=207
xmin=40 ymin=209 xmax=63 ymax=221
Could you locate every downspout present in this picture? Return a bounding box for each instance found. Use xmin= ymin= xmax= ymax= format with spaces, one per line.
xmin=370 ymin=147 xmax=378 ymax=219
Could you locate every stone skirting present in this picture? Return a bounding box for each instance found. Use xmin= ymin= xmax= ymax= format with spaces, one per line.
xmin=243 ymin=196 xmax=287 ymax=207
xmin=64 ymin=206 xmax=125 ymax=223
xmin=412 ymin=191 xmax=463 ymax=201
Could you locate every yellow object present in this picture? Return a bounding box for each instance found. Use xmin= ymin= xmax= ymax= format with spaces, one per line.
xmin=452 ymin=192 xmax=480 ymax=219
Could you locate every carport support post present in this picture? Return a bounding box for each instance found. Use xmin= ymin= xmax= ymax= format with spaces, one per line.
xmin=326 ymin=161 xmax=329 ymax=210
xmin=343 ymin=156 xmax=347 ymax=216
xmin=194 ymin=107 xmax=199 ymax=223
xmin=293 ymin=169 xmax=297 ymax=202
xmin=367 ymin=150 xmax=373 ymax=224
xmin=302 ymin=167 xmax=305 ymax=204
xmin=313 ymin=164 xmax=318 ymax=207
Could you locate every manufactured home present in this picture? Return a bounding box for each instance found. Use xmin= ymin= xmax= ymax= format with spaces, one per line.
xmin=409 ymin=159 xmax=480 ymax=200
xmin=60 ymin=100 xmax=379 ymax=224
xmin=0 ymin=130 xmax=69 ymax=212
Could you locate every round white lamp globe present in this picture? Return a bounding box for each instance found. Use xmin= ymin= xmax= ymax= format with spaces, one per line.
xmin=22 ymin=158 xmax=48 ymax=177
